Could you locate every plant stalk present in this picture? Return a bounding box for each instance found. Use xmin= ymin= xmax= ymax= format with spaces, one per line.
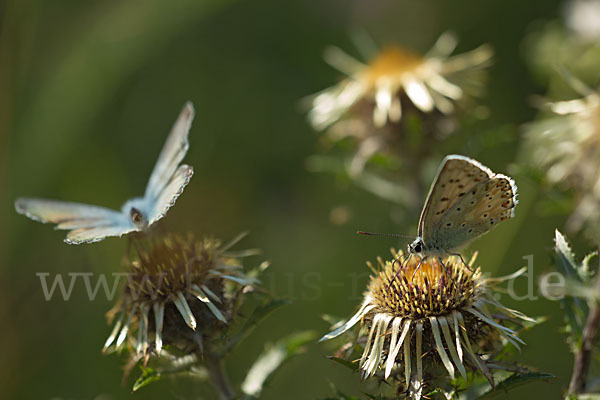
xmin=205 ymin=352 xmax=235 ymax=400
xmin=568 ymin=255 xmax=600 ymax=394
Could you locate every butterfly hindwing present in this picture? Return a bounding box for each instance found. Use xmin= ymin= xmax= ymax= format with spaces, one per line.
xmin=428 ymin=174 xmax=517 ymax=251
xmin=15 ymin=198 xmax=136 ymax=244
xmin=148 ymin=164 xmax=194 ymax=225
xmin=65 ymin=225 xmax=138 ymax=245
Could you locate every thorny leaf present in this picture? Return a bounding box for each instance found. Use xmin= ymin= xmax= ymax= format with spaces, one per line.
xmin=327 ymin=356 xmax=359 ymax=372
xmin=132 ymin=367 xmax=161 ymax=392
xmin=129 ymin=353 xmax=208 ymax=392
xmin=581 ymin=252 xmax=599 ymax=282
xmin=475 ymin=372 xmax=555 ymax=399
xmin=554 ymin=230 xmax=588 ymax=344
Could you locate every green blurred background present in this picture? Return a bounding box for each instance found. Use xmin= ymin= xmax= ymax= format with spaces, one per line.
xmin=1 ymin=0 xmax=581 ymax=398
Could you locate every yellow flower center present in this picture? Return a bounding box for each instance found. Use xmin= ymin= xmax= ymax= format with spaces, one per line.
xmin=363 ymin=47 xmax=425 ymax=87
xmin=369 ymin=252 xmax=480 ymax=319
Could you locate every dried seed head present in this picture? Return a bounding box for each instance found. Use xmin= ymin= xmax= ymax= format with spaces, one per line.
xmin=104 ymin=233 xmax=259 ymax=358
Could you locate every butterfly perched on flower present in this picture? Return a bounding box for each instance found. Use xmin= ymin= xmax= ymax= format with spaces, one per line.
xmin=15 ymin=102 xmax=195 ymax=244
xmin=407 ymin=155 xmax=517 ymax=264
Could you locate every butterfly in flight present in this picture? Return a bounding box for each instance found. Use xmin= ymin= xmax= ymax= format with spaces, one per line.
xmin=15 ymin=102 xmax=195 ymax=244
xmin=406 ymin=154 xmax=518 ymax=268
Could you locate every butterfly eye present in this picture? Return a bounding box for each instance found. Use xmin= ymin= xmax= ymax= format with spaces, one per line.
xmin=414 ymin=243 xmax=422 ymax=253
xmin=130 ymin=208 xmax=146 ymax=227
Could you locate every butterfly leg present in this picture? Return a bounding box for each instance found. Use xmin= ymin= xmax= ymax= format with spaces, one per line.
xmin=392 ymin=251 xmax=410 ymax=271
xmin=438 ymin=257 xmax=458 ymax=288
xmin=449 ymin=252 xmax=471 ymax=271
xmin=410 ymin=255 xmax=427 ymax=282
xmin=389 ymin=253 xmax=412 ymax=288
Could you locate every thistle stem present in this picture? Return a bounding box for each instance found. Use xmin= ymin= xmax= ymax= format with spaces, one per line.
xmin=568 ymin=256 xmax=600 ymax=395
xmin=205 ymin=352 xmax=235 ymax=400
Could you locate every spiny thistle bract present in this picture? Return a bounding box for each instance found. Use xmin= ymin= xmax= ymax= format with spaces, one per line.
xmin=321 ymin=250 xmax=535 ymax=399
xmin=103 ymin=232 xmax=261 ymax=361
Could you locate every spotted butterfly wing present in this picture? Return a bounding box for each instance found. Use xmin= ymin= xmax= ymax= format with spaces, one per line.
xmin=418 ymin=155 xmax=517 ymax=252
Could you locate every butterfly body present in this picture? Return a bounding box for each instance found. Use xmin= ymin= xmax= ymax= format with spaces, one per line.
xmin=123 ymin=199 xmax=149 ymax=230
xmin=408 ymin=155 xmax=517 ymax=260
xmin=15 ymin=102 xmax=195 ymax=244
xmin=408 ymin=236 xmax=444 ymax=258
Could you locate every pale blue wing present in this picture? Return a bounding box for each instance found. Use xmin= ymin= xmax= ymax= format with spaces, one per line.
xmin=64 ymin=224 xmax=137 ymax=245
xmin=15 ymin=198 xmax=136 ymax=244
xmin=144 ymin=102 xmax=195 ymax=202
xmin=147 ymin=165 xmax=194 ymax=225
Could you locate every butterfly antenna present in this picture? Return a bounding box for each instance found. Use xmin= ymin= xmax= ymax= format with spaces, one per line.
xmin=357 ymin=231 xmax=413 ymax=239
xmin=449 ymin=252 xmax=472 ymax=272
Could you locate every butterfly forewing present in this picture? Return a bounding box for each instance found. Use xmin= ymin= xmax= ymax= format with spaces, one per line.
xmin=144 ymin=102 xmax=195 ymax=201
xmin=65 ymin=225 xmax=137 ymax=245
xmin=418 ymin=155 xmax=517 ymax=252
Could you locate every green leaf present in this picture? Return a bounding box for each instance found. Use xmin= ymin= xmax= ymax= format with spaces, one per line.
xmin=554 ymin=230 xmax=587 ymax=341
xmin=555 ymin=229 xmax=580 ymax=279
xmin=581 ymin=251 xmax=598 ymax=281
xmin=476 ymin=372 xmax=555 ymax=399
xmin=241 ymin=331 xmax=316 ymax=398
xmin=132 ymin=367 xmax=161 ymax=392
xmin=327 ymin=356 xmax=359 ymax=372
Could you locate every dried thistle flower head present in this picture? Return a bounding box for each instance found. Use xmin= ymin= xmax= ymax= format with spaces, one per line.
xmin=307 ymin=32 xmax=492 ymax=176
xmin=103 ymin=232 xmax=259 ymax=359
xmin=523 ymin=74 xmax=600 ymax=236
xmin=309 ymin=33 xmax=492 ymax=130
xmin=321 ymin=250 xmax=533 ymax=399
